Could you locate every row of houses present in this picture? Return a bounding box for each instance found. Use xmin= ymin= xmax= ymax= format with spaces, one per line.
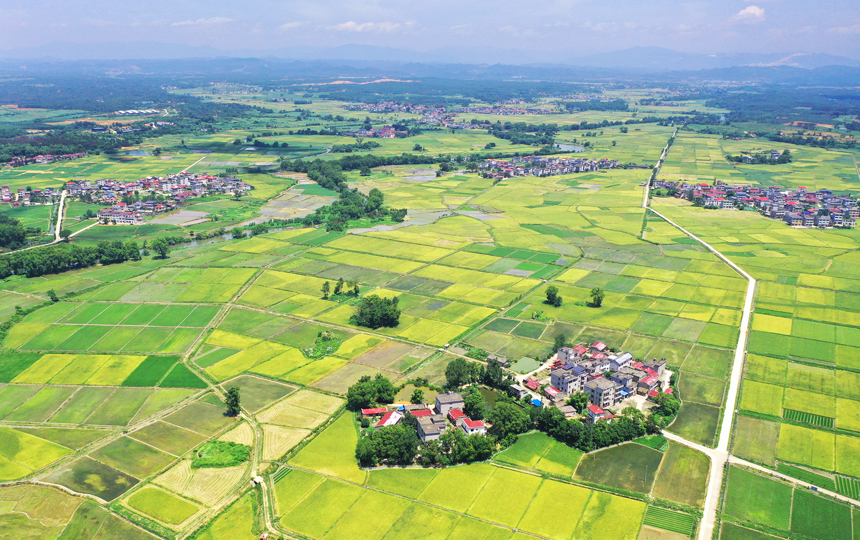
xmin=66 ymin=173 xmax=252 ymax=206
xmin=97 ymin=204 xmax=147 ymax=225
xmin=479 ymin=156 xmax=620 ymax=179
xmin=652 ymin=180 xmax=858 ymax=228
xmin=113 ymin=109 xmax=161 ymax=116
xmin=342 ymin=125 xmax=408 ymax=139
xmin=5 ymin=152 xmax=87 ymax=168
xmin=361 ymin=393 xmax=487 ymax=443
xmin=1 ymin=186 xmax=61 ymax=205
xmin=456 ymin=106 xmax=557 ymax=116
xmin=339 ymin=102 xmax=444 ymax=115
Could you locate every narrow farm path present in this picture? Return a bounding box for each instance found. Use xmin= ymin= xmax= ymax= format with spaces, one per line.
xmin=53 ymin=189 xmax=67 ymax=242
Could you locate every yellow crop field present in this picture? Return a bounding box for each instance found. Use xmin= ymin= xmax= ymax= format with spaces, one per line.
xmin=284 ymin=390 xmax=344 ymax=414
xmin=86 ymin=355 xmax=148 ymax=385
xmin=219 ymin=422 xmax=255 ymax=446
xmin=206 ymin=330 xmax=262 ymax=349
xmin=257 ymin=402 xmax=329 ymax=428
xmin=263 ymin=425 xmax=310 ymax=460
xmin=185 ymin=464 xmax=249 ymax=506
xmin=12 ymin=354 xmax=77 ymax=384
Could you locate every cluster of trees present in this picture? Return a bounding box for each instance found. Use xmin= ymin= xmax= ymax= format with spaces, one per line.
xmin=488 ymin=122 xmax=557 ymax=146
xmin=445 ymin=357 xmax=509 ymax=393
xmin=765 ymin=132 xmax=858 ymax=150
xmin=0 ymin=214 xmax=26 ymax=250
xmin=281 ymin=153 xmax=439 ymax=176
xmin=415 ymin=424 xmax=495 ymax=467
xmin=288 ymin=128 xmax=339 ymax=136
xmin=355 ymin=423 xmax=420 ymax=466
xmin=0 ymin=126 xmax=123 ymax=163
xmin=545 ymin=285 xmax=563 ymax=307
xmin=350 ymin=295 xmax=401 ymax=329
xmin=346 ymin=374 xmax=398 ymax=409
xmin=321 ymin=277 xmax=359 ymax=299
xmin=330 ymin=141 xmax=382 ymax=153
xmin=0 ymin=240 xmax=141 ymax=279
xmin=277 ymin=159 xmax=406 ymax=231
xmin=726 ymin=150 xmax=792 ymax=164
xmin=529 ymin=406 xmax=649 ymax=452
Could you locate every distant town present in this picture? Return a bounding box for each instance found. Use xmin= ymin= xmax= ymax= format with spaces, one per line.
xmin=651 ymin=179 xmax=858 ymax=228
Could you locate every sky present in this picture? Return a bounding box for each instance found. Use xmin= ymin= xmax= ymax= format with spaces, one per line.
xmin=1 ymin=0 xmax=858 ymax=60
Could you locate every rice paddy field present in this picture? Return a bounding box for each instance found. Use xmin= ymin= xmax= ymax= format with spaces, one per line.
xmin=2 ymin=91 xmax=860 ymax=540
xmin=721 ymin=465 xmax=857 ymax=540
xmin=274 ymin=460 xmax=651 ymax=540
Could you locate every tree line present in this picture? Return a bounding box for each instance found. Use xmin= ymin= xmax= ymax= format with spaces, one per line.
xmin=0 ymin=240 xmax=141 ymax=279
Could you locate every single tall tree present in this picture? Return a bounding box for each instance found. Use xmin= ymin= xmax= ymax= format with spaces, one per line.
xmin=225 ymin=386 xmax=241 ymax=416
xmin=321 ymin=281 xmax=331 ymax=299
xmin=590 ymin=287 xmax=605 ymax=307
xmin=150 ymin=237 xmax=170 ymax=259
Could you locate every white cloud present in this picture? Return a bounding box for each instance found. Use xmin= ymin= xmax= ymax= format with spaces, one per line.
xmin=279 ymin=21 xmax=306 ymax=30
xmin=734 ymin=6 xmax=765 ymax=24
xmin=828 ymin=24 xmax=860 ymax=35
xmin=328 ymin=21 xmax=413 ymax=33
xmin=172 ymin=17 xmax=232 ymax=27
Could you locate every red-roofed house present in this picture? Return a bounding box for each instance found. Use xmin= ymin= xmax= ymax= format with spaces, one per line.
xmin=459 ymin=418 xmax=487 ymax=435
xmin=545 ymin=386 xmax=561 ymax=400
xmin=411 ymin=409 xmax=433 ymax=418
xmin=586 ymin=404 xmax=614 ymax=424
xmin=590 ymin=342 xmax=607 ymax=354
xmin=638 ymin=374 xmax=659 ymax=394
xmin=361 ymin=407 xmax=387 ymax=416
xmin=448 ymin=409 xmax=466 ymax=423
xmin=376 ymin=410 xmax=403 ymax=427
xmin=525 ymin=378 xmax=540 ymax=391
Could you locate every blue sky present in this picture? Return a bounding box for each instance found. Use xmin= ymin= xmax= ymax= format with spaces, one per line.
xmin=1 ymin=0 xmax=858 ymax=58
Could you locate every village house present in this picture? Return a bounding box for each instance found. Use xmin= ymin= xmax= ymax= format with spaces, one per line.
xmin=459 ymin=418 xmax=487 ymax=436
xmin=435 ymin=393 xmax=464 ymax=416
xmin=417 ymin=414 xmax=447 ymax=442
xmin=586 ymin=405 xmax=615 ymax=424
xmin=585 ymin=378 xmax=620 ymax=408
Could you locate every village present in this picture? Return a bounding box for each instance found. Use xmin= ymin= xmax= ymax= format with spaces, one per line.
xmin=83 ymin=173 xmax=252 ymax=225
xmin=362 ymin=340 xmax=673 ymax=445
xmin=651 ymin=179 xmax=858 ymax=228
xmin=2 ymin=172 xmax=252 ymax=226
xmin=479 ymin=155 xmax=621 ymax=179
xmin=5 ymin=152 xmax=88 ymax=168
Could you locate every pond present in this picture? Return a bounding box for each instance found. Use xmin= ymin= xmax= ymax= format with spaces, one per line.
xmin=556 ymin=144 xmax=585 ymax=152
xmin=478 ymin=387 xmax=501 ymax=409
xmin=126 ymin=150 xmax=150 ymax=156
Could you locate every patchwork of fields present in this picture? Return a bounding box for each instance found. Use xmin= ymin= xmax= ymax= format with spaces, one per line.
xmin=2 ymin=96 xmax=860 ymax=540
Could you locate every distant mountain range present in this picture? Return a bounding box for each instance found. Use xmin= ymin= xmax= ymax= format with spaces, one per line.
xmin=2 ymin=42 xmax=859 ymax=71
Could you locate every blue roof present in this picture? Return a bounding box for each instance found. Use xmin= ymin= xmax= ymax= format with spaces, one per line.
xmin=563 ymin=363 xmax=576 ymax=370
xmin=530 ymin=399 xmax=542 ymax=407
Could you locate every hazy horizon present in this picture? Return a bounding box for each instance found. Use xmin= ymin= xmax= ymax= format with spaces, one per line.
xmin=2 ymin=0 xmax=859 ymax=63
